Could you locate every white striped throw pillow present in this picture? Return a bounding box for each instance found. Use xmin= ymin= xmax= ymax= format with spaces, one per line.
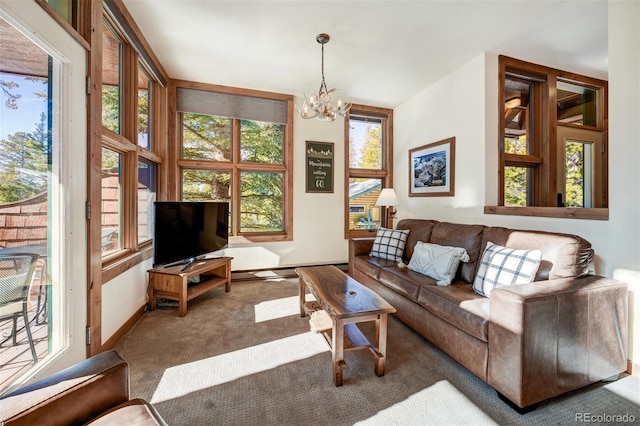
xmin=473 ymin=242 xmax=542 ymax=298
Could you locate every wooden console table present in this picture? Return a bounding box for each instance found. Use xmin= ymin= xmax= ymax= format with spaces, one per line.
xmin=147 ymin=257 xmax=232 ymax=317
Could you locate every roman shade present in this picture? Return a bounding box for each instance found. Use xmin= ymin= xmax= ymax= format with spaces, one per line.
xmin=177 ymin=87 xmax=288 ymax=124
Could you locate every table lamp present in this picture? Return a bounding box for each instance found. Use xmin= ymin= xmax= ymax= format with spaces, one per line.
xmin=375 ymin=188 xmax=399 ymax=228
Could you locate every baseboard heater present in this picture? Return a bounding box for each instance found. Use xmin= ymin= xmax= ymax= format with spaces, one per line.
xmin=231 ymin=263 xmax=348 ymax=282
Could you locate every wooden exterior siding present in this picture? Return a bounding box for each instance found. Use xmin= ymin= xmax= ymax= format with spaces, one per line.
xmin=0 ymin=193 xmax=47 ymax=249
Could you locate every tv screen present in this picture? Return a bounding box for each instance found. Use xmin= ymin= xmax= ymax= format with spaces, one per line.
xmin=153 ymin=201 xmax=229 ymax=267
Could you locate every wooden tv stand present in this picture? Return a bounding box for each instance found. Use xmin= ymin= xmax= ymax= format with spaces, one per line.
xmin=147 ymin=256 xmax=232 ymax=317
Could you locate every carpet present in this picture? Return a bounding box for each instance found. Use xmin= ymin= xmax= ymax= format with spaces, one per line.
xmin=114 ymin=278 xmax=640 ymax=425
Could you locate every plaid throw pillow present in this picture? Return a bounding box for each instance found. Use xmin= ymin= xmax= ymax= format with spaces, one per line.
xmin=370 ymin=227 xmax=410 ymax=262
xmin=473 ymin=242 xmax=542 ymax=298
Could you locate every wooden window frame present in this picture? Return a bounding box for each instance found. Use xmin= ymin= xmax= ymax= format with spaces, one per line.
xmin=344 ymin=104 xmax=394 ymax=239
xmin=487 ymin=55 xmax=609 ymax=220
xmin=171 ymin=80 xmax=294 ymax=243
xmin=99 ymin=8 xmax=165 ymax=277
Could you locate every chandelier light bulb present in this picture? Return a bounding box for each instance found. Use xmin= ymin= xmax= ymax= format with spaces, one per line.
xmin=297 ymin=33 xmax=351 ymax=122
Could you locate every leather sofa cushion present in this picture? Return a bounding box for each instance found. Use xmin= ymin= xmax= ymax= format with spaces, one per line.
xmin=397 ymin=219 xmax=437 ymax=261
xmin=377 ymin=265 xmax=437 ymax=302
xmin=352 ymin=255 xmax=394 ymax=281
xmin=429 ymin=222 xmax=485 ymax=284
xmin=418 ymin=283 xmax=490 ymax=342
xmin=481 ymin=227 xmax=593 ymax=280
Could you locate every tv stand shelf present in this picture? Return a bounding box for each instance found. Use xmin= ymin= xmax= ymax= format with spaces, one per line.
xmin=147 ymin=257 xmax=233 ymax=317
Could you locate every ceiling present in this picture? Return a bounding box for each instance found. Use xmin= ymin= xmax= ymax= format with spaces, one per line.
xmin=122 ymin=0 xmax=608 ymax=109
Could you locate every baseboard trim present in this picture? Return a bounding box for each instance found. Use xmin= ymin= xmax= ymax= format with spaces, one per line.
xmin=231 ymin=263 xmax=348 ymax=282
xmin=627 ymin=360 xmax=640 ymax=377
xmin=102 ymin=304 xmax=145 ymax=351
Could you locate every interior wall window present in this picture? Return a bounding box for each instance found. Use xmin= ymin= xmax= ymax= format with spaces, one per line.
xmin=176 ymin=85 xmax=293 ymax=242
xmin=498 ymin=56 xmax=607 ymax=211
xmin=345 ymin=105 xmax=393 ymax=237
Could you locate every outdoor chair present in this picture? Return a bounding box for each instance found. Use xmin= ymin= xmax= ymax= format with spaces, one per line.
xmin=0 ymin=254 xmax=39 ymax=364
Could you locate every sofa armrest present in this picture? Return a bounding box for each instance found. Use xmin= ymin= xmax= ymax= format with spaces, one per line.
xmin=488 ymin=275 xmax=628 ymax=409
xmin=0 ymin=350 xmax=130 ymax=425
xmin=349 ymin=238 xmax=375 ymax=275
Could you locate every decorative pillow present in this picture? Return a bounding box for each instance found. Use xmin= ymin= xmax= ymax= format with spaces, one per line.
xmin=407 ymin=242 xmax=470 ymax=286
xmin=473 ymin=242 xmax=542 ymax=298
xmin=370 ymin=227 xmax=410 ymax=262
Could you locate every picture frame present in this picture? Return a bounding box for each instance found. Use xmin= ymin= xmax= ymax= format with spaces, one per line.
xmin=305 ymin=141 xmax=334 ymax=193
xmin=409 ymin=137 xmax=455 ymax=197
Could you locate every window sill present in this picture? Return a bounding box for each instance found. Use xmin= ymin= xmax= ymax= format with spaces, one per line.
xmin=102 ymin=245 xmax=154 ymax=284
xmin=484 ymin=206 xmax=609 ymax=220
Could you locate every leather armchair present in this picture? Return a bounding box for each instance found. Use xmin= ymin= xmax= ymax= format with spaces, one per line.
xmin=0 ymin=350 xmax=167 ymax=425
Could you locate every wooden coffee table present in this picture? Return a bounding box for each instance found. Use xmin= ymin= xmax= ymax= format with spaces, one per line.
xmin=296 ymin=265 xmax=396 ymax=386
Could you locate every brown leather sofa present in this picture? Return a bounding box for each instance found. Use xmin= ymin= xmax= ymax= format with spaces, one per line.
xmin=349 ymin=219 xmax=628 ymax=410
xmin=0 ymin=350 xmax=167 ymax=425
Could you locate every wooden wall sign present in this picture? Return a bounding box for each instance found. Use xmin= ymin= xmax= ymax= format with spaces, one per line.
xmin=305 ymin=141 xmax=334 ymax=193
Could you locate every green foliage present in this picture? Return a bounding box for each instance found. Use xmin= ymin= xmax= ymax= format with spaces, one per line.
xmin=0 ymin=113 xmax=49 ymax=203
xmin=240 ymin=172 xmax=283 ymax=232
xmin=137 ymin=88 xmax=149 ymax=148
xmin=102 ymin=147 xmax=119 ymax=170
xmin=181 ymin=114 xmax=287 ymax=233
xmin=565 ymin=142 xmax=584 ymax=207
xmin=240 ymin=120 xmax=283 ymax=163
xmin=182 ymin=170 xmax=230 ymax=202
xmin=358 ymin=124 xmax=382 ymax=169
xmin=102 ymin=85 xmax=119 ymax=133
xmin=503 ymin=137 xmax=528 ymax=206
xmin=505 ymin=135 xmax=527 ymax=155
xmin=182 ymin=113 xmax=231 ymax=161
xmin=504 ymin=166 xmax=527 ymax=206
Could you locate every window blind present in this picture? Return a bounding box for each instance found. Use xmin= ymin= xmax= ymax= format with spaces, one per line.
xmin=177 ymin=87 xmax=288 ymax=124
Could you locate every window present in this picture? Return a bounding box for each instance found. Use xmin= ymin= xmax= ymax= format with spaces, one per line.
xmin=345 ymin=105 xmax=393 ymax=237
xmin=100 ymin=10 xmax=162 ymax=263
xmin=176 ymin=85 xmax=293 ymax=241
xmin=137 ymin=160 xmax=156 ymax=244
xmin=101 ymin=20 xmax=121 ymax=134
xmin=497 ymin=56 xmax=607 ymax=213
xmin=137 ymin=63 xmax=152 ymax=149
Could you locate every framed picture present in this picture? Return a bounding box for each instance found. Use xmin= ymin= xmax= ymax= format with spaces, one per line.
xmin=409 ymin=137 xmax=455 ymax=197
xmin=305 ymin=141 xmax=334 ymax=193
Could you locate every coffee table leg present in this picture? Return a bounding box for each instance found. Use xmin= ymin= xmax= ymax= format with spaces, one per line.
xmin=332 ymin=318 xmax=345 ymax=386
xmin=299 ymin=278 xmax=306 ymax=317
xmin=374 ymin=313 xmax=388 ymax=376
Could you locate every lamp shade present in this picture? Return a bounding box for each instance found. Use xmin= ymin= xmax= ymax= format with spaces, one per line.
xmin=375 ymin=188 xmax=399 ymax=207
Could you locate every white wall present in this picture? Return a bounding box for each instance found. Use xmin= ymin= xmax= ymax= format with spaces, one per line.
xmin=102 ymin=258 xmax=152 ymax=343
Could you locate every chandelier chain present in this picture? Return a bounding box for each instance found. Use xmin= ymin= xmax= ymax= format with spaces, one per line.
xmin=297 ymin=33 xmax=351 ymax=122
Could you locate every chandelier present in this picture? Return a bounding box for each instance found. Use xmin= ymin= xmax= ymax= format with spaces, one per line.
xmin=297 ymin=33 xmax=351 ymax=122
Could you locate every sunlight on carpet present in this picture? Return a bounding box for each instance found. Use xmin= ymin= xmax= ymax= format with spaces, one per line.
xmin=254 ymin=294 xmax=316 ymax=323
xmin=356 ymin=380 xmax=498 ymax=425
xmin=150 ymin=332 xmax=329 ymax=404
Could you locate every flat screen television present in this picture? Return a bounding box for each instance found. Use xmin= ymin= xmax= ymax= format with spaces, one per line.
xmin=153 ymin=201 xmax=229 ymax=268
